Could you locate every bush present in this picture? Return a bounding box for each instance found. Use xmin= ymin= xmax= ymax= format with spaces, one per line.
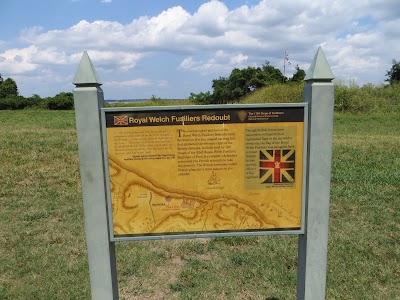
xmin=239 ymin=81 xmax=399 ymax=114
xmin=188 ymin=91 xmax=213 ymax=105
xmin=334 ymin=82 xmax=400 ymax=113
xmin=0 ymin=96 xmax=32 ymax=110
xmin=0 ymin=92 xmax=75 ymax=110
xmin=43 ymin=92 xmax=74 ymax=110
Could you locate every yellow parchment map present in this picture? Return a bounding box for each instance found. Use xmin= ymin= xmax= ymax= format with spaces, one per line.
xmin=105 ymin=108 xmax=304 ymax=236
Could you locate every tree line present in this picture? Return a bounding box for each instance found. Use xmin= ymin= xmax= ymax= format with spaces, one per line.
xmin=188 ymin=62 xmax=306 ymax=105
xmin=0 ymin=59 xmax=399 ymax=110
xmin=0 ymin=75 xmax=74 ymax=110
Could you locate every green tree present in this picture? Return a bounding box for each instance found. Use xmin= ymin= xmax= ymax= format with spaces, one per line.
xmin=188 ymin=91 xmax=212 ymax=105
xmin=0 ymin=95 xmax=30 ymax=110
xmin=228 ymin=67 xmax=256 ymax=99
xmin=248 ymin=67 xmax=268 ymax=89
xmin=190 ymin=61 xmax=289 ymax=104
xmin=290 ymin=65 xmax=306 ymax=82
xmin=211 ymin=76 xmax=232 ymax=104
xmin=0 ymin=77 xmax=18 ymax=99
xmin=261 ymin=61 xmax=285 ymax=84
xmin=211 ymin=64 xmax=286 ymax=104
xmin=45 ymin=92 xmax=74 ymax=110
xmin=28 ymin=94 xmax=43 ymax=108
xmin=386 ymin=59 xmax=400 ymax=84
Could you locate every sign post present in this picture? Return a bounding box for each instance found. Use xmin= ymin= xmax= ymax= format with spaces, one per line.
xmin=297 ymin=47 xmax=335 ymax=300
xmin=73 ymin=52 xmax=119 ymax=299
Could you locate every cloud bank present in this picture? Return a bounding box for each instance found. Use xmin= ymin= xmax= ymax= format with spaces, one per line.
xmin=0 ymin=0 xmax=399 ymax=97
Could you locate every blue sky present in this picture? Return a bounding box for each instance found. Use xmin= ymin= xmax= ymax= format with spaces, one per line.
xmin=1 ymin=0 xmax=399 ymax=100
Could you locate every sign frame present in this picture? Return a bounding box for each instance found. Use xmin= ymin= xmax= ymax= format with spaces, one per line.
xmin=100 ymin=103 xmax=308 ymax=242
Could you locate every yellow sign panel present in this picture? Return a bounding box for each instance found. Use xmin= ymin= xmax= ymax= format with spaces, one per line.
xmin=104 ymin=106 xmax=305 ymax=238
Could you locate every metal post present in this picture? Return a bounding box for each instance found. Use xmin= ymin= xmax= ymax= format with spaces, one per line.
xmin=297 ymin=47 xmax=335 ymax=300
xmin=73 ymin=52 xmax=119 ymax=299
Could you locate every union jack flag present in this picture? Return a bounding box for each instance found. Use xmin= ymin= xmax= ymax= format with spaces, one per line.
xmin=259 ymin=149 xmax=295 ymax=183
xmin=114 ymin=115 xmax=128 ymax=126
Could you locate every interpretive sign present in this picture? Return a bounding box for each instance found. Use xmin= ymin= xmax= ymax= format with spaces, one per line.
xmin=74 ymin=48 xmax=334 ymax=299
xmin=101 ymin=104 xmax=307 ymax=240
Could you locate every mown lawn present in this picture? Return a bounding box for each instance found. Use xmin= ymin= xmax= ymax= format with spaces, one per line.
xmin=0 ymin=110 xmax=399 ymax=299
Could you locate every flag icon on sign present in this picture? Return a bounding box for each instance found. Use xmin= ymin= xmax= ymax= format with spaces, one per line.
xmin=114 ymin=115 xmax=128 ymax=126
xmin=259 ymin=149 xmax=295 ymax=183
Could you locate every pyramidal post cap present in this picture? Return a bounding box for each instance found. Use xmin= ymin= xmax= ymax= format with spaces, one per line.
xmin=304 ymin=47 xmax=334 ymax=81
xmin=73 ymin=51 xmax=102 ymax=86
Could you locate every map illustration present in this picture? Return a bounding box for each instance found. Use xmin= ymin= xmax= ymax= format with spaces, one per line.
xmin=108 ymin=153 xmax=299 ymax=236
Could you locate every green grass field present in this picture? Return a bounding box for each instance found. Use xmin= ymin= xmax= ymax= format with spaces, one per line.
xmin=0 ymin=110 xmax=399 ymax=299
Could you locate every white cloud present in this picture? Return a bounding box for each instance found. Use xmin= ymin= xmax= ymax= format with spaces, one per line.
xmin=106 ymin=78 xmax=151 ymax=87
xmin=157 ymin=80 xmax=168 ymax=87
xmin=105 ymin=78 xmax=168 ymax=90
xmin=230 ymin=53 xmax=248 ymax=65
xmin=12 ymin=71 xmax=74 ymax=97
xmin=185 ymin=1 xmax=229 ymax=36
xmin=0 ymin=46 xmax=39 ymax=74
xmin=0 ymin=46 xmax=142 ymax=75
xmin=179 ymin=51 xmax=249 ymax=75
xmin=2 ymin=0 xmax=400 ymax=95
xmin=82 ymin=50 xmax=143 ymax=72
xmin=179 ymin=57 xmax=196 ymax=70
xmin=17 ymin=1 xmax=388 ymax=68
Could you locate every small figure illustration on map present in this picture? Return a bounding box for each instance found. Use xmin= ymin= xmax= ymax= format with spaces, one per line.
xmin=181 ymin=198 xmax=194 ymax=209
xmin=208 ymin=171 xmax=221 ymax=185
